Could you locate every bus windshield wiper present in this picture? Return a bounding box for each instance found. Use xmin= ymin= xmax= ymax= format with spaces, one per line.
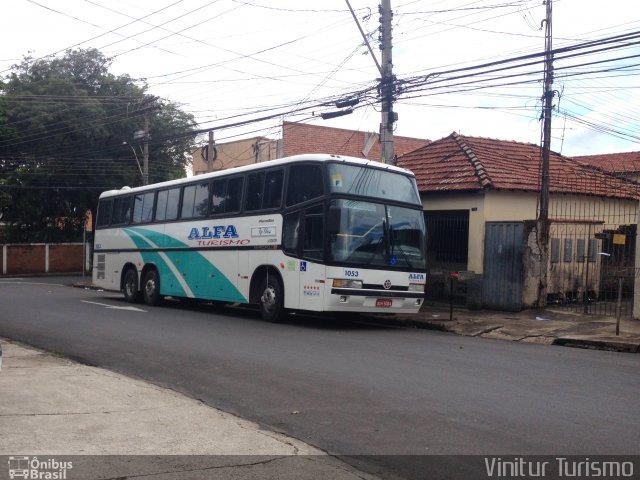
xmin=389 ymin=225 xmax=416 ymax=269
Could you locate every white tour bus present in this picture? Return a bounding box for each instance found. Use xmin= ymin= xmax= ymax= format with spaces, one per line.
xmin=92 ymin=154 xmax=427 ymax=321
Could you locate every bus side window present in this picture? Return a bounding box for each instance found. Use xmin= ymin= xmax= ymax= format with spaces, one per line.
xmin=112 ymin=196 xmax=132 ymax=225
xmin=226 ymin=177 xmax=243 ymax=213
xmin=212 ymin=177 xmax=244 ymax=215
xmin=245 ymin=171 xmax=265 ymax=211
xmin=286 ymin=164 xmax=324 ymax=206
xmin=96 ymin=199 xmax=113 ymax=228
xmin=211 ymin=179 xmax=227 ymax=215
xmin=156 ymin=187 xmax=180 ymax=221
xmin=263 ymin=170 xmax=284 ymax=209
xmin=132 ymin=192 xmax=155 ymax=224
xmin=181 ymin=182 xmax=209 ymax=218
xmin=283 ymin=212 xmax=301 ymax=256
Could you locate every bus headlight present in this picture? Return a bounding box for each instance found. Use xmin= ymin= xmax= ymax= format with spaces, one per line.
xmin=333 ymin=279 xmax=363 ymax=289
xmin=408 ymin=283 xmax=424 ymax=292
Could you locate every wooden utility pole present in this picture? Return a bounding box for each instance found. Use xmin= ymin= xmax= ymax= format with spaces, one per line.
xmin=345 ymin=0 xmax=395 ymax=164
xmin=207 ymin=130 xmax=214 ymax=172
xmin=128 ymin=96 xmax=157 ymax=186
xmin=143 ymin=111 xmax=149 ymax=185
xmin=537 ymin=0 xmax=554 ymax=307
xmin=379 ymin=0 xmax=396 ymax=165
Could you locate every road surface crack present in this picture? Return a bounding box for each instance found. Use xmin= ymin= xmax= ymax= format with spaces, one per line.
xmin=98 ymin=456 xmax=288 ymax=479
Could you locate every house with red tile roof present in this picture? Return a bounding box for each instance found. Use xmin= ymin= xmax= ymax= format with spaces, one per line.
xmin=398 ymin=132 xmax=639 ymax=310
xmin=573 ymin=152 xmax=640 ymax=182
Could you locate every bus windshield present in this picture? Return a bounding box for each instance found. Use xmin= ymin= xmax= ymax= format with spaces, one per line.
xmin=328 ymin=199 xmax=426 ymax=270
xmin=328 ymin=163 xmax=421 ymax=205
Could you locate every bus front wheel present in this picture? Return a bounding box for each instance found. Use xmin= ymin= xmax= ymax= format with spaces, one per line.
xmin=123 ymin=268 xmax=141 ymax=303
xmin=259 ymin=275 xmax=286 ymax=322
xmin=142 ymin=269 xmax=162 ymax=306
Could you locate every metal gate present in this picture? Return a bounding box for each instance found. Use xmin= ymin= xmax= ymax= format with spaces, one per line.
xmin=424 ymin=210 xmax=469 ymax=305
xmin=483 ymin=222 xmax=525 ymax=311
xmin=544 ymin=191 xmax=638 ymax=318
xmin=547 ymin=222 xmax=637 ymax=317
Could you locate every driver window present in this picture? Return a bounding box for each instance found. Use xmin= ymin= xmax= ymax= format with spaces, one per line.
xmin=283 ymin=212 xmax=301 ymax=256
xmin=302 ymin=204 xmax=324 ymax=261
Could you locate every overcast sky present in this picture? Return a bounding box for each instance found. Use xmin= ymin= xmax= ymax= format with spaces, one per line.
xmin=2 ymin=0 xmax=639 ymax=157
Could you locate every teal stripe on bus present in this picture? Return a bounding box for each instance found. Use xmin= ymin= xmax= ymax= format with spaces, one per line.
xmin=124 ymin=227 xmax=247 ymax=303
xmin=123 ymin=228 xmax=187 ymax=298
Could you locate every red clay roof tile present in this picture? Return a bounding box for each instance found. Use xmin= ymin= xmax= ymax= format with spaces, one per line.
xmin=398 ymin=132 xmax=640 ymax=200
xmin=573 ymin=152 xmax=640 ymax=173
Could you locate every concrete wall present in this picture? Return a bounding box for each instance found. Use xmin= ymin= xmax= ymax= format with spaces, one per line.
xmin=422 ymin=190 xmax=537 ymax=274
xmin=521 ymin=221 xmax=542 ymax=308
xmin=1 ymin=244 xmax=84 ymax=275
xmin=422 ymin=190 xmax=636 ymax=273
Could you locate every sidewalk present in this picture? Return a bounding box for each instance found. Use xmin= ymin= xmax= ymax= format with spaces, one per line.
xmin=395 ymin=302 xmax=640 ymax=353
xmin=0 ymin=339 xmax=378 ymax=480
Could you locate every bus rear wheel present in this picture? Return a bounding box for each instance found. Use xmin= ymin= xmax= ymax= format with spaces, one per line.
xmin=142 ymin=269 xmax=162 ymax=306
xmin=259 ymin=275 xmax=286 ymax=322
xmin=123 ymin=268 xmax=141 ymax=303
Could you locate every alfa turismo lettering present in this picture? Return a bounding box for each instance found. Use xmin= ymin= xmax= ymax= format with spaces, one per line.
xmin=188 ymin=225 xmax=239 ymax=240
xmin=196 ymin=238 xmax=250 ymax=246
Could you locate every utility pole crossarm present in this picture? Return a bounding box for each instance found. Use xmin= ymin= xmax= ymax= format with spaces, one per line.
xmin=344 ymin=0 xmax=395 ymax=165
xmin=345 ymin=0 xmax=383 ymax=76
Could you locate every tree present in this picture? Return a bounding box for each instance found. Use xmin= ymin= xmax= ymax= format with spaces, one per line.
xmin=0 ymin=48 xmax=197 ymax=242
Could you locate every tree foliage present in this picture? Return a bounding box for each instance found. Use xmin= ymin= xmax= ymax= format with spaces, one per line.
xmin=0 ymin=48 xmax=197 ymax=242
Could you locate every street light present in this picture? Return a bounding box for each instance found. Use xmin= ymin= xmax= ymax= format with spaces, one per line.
xmin=123 ymin=141 xmax=144 ymax=184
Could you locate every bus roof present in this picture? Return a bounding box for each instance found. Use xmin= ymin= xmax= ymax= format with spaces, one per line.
xmin=99 ymin=153 xmax=416 ymax=199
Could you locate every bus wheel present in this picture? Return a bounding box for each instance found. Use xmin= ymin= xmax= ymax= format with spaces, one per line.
xmin=142 ymin=269 xmax=162 ymax=306
xmin=123 ymin=268 xmax=141 ymax=303
xmin=259 ymin=275 xmax=286 ymax=322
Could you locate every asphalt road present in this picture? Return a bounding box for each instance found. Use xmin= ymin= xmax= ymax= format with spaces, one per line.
xmin=1 ymin=277 xmax=639 ymax=479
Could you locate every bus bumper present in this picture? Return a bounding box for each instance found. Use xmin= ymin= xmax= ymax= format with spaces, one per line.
xmin=325 ymin=288 xmax=424 ymax=314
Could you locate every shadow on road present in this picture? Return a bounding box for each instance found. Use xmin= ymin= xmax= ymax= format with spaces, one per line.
xmin=106 ymin=295 xmax=399 ymax=332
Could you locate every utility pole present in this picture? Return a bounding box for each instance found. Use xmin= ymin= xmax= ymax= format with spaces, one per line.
xmin=345 ymin=0 xmax=395 ymax=164
xmin=128 ymin=96 xmax=157 ymax=185
xmin=379 ymin=0 xmax=396 ymax=165
xmin=207 ymin=130 xmax=214 ymax=172
xmin=143 ymin=111 xmax=149 ymax=185
xmin=537 ymin=0 xmax=554 ymax=307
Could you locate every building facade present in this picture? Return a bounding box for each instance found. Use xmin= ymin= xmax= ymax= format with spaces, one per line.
xmin=191 ymin=121 xmax=430 ymax=175
xmin=399 ymin=132 xmax=639 ymax=311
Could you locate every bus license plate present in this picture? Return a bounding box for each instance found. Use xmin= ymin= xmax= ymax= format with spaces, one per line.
xmin=376 ymin=298 xmax=392 ymax=308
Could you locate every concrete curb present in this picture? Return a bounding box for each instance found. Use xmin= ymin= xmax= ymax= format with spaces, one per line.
xmin=553 ymin=337 xmax=640 ymax=353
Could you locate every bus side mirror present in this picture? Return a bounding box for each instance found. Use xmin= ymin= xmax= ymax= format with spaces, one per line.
xmin=327 ymin=207 xmax=341 ymax=234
